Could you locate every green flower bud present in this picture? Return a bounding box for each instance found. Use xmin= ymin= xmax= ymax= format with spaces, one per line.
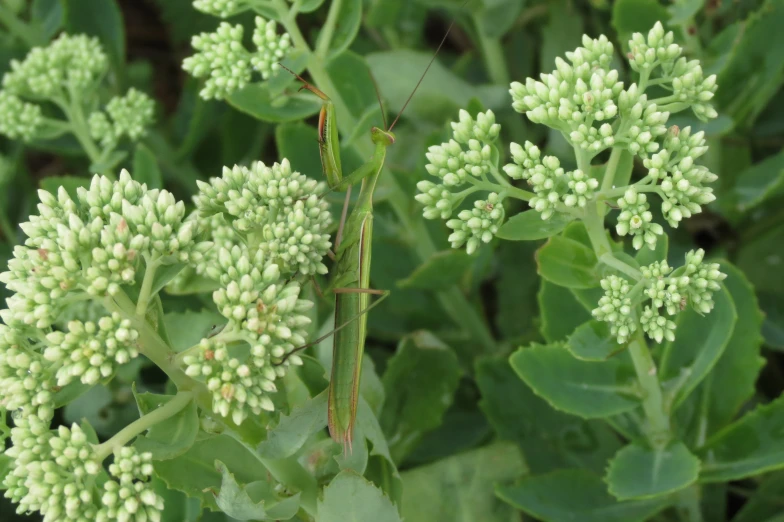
xmin=446 ymin=193 xmax=504 ymax=255
xmin=615 ymin=188 xmax=664 ymax=250
xmin=0 ymin=91 xmax=42 ymax=141
xmin=592 ymin=275 xmax=637 ymax=344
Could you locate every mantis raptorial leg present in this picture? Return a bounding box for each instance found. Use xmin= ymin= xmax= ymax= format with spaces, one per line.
xmin=278 ymin=10 xmax=461 ymax=452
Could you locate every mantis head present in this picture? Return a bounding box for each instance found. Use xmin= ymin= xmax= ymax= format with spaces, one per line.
xmin=370 ymin=127 xmax=395 ymax=146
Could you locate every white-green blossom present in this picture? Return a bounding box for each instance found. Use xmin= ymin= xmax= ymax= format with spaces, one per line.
xmin=592 ymin=275 xmax=637 ymax=344
xmin=615 ymin=188 xmax=663 ymax=250
xmin=195 ymin=159 xmax=332 ymax=277
xmin=89 ymin=88 xmax=155 ymax=148
xmin=2 ymin=33 xmax=108 ymax=98
xmin=43 ymin=313 xmax=139 ymax=386
xmin=446 ymin=193 xmax=504 ymax=255
xmin=193 ymin=0 xmax=247 ymax=17
xmin=640 ymin=305 xmax=676 ymax=343
xmin=97 ymin=447 xmax=163 ymax=522
xmin=0 ymin=325 xmax=55 ymax=420
xmin=183 ymin=16 xmax=291 ymax=100
xmin=0 ymin=90 xmax=43 ymax=141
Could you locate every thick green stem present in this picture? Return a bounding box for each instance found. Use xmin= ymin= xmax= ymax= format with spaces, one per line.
xmin=135 ymin=255 xmax=161 ymax=317
xmin=105 ymin=290 xmax=195 ymax=390
xmin=475 ymin=27 xmax=509 ymax=85
xmin=93 ymin=391 xmax=194 ymax=460
xmin=276 ymin=1 xmax=497 ymax=353
xmin=600 ymin=146 xmax=623 ymax=193
xmin=627 ymin=329 xmax=671 ymax=448
xmin=313 ymin=0 xmax=342 ymax=60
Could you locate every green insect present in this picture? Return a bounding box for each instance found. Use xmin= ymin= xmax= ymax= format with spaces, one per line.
xmin=279 ymin=19 xmax=457 ymax=452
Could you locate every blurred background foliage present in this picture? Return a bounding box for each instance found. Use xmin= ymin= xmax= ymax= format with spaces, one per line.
xmin=1 ymin=0 xmax=784 ymax=520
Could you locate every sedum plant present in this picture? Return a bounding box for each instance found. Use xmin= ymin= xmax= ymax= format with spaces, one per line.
xmin=417 ymin=22 xmax=772 ymax=519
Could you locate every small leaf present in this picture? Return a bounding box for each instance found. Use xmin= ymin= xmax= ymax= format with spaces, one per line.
xmin=699 ymin=396 xmax=784 ymax=482
xmin=132 ymin=143 xmax=163 ymax=189
xmin=380 ymin=332 xmax=461 ymax=462
xmin=256 ymin=391 xmax=328 ymax=460
xmin=510 ymin=344 xmax=640 ymax=418
xmin=213 ymin=460 xmax=300 ymax=521
xmin=401 ymin=442 xmax=525 ymax=522
xmin=678 ymin=262 xmax=765 ymax=442
xmin=536 ymin=236 xmax=599 ymax=289
xmin=318 ymin=471 xmax=402 ymax=522
xmin=319 ymin=0 xmax=362 ymax=58
xmin=275 ymin=122 xmax=322 ymax=178
xmin=163 ymin=309 xmax=225 ymax=353
xmin=497 ymin=469 xmax=672 ymax=522
xmin=63 ymin=0 xmax=125 ymax=72
xmin=660 ymin=285 xmax=737 ymax=408
xmin=228 ymin=84 xmax=321 ymax=123
xmin=568 ymin=320 xmax=617 ymax=361
xmin=538 ymin=279 xmax=592 ymax=343
xmin=397 ymin=250 xmax=474 ymax=290
xmin=731 ymin=150 xmax=784 ymax=212
xmin=133 ymin=391 xmax=199 ymax=460
xmin=612 ymin=0 xmax=669 ymax=37
xmin=496 ymin=211 xmax=574 ymax=241
xmin=606 ymin=442 xmax=700 ymax=500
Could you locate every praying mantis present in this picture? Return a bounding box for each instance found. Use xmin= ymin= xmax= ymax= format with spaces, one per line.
xmin=278 ymin=18 xmax=459 ymax=452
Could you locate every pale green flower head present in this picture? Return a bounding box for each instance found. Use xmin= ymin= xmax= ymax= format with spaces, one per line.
xmin=0 ymin=91 xmax=43 ymax=141
xmin=183 ymin=16 xmax=292 ymax=100
xmin=3 ymin=33 xmax=108 ymax=99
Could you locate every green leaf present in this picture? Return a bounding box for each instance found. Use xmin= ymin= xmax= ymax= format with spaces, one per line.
xmin=297 ymin=0 xmax=326 ymax=12
xmin=715 ymin=0 xmax=784 ymax=125
xmin=678 ymin=262 xmax=765 ymax=442
xmin=606 ymin=442 xmax=700 ymax=500
xmin=730 ymin=150 xmax=784 ymax=212
xmin=497 ymin=211 xmax=575 ymax=241
xmin=318 ymin=471 xmax=402 ymax=522
xmin=736 ymin=224 xmax=784 ymax=295
xmin=497 ymin=469 xmax=672 ymax=522
xmin=401 ymin=442 xmax=525 ymax=522
xmin=39 ymin=176 xmax=90 ymax=200
xmin=496 ymin=241 xmax=540 ymax=339
xmin=759 ymin=292 xmax=784 ymax=350
xmin=212 ymin=460 xmax=300 ymax=521
xmin=541 ymin=0 xmax=583 ymax=71
xmin=163 ymin=310 xmax=225 ymax=353
xmin=699 ymin=396 xmax=784 ymax=482
xmin=538 ymin=279 xmax=592 ymax=343
xmin=133 ymin=391 xmax=199 ymax=460
xmin=326 ymin=51 xmax=378 ymax=121
xmin=228 ymin=84 xmax=321 ymax=123
xmin=668 ymin=0 xmax=703 ymax=25
xmin=476 ymin=357 xmax=622 ymax=474
xmin=477 ymin=0 xmax=525 ymax=39
xmin=659 ymin=285 xmax=737 ymax=408
xmin=634 ymin=234 xmax=668 ymax=267
xmin=132 ymin=143 xmax=163 ymax=189
xmin=611 ymin=0 xmax=669 ymax=37
xmin=319 ymin=0 xmax=362 ymax=58
xmin=568 ymin=320 xmax=618 ymax=361
xmin=275 ymin=122 xmax=322 ymax=178
xmin=380 ymin=332 xmax=461 ymax=462
xmin=256 ymin=391 xmax=328 ymax=460
xmin=63 ymin=0 xmax=125 ymax=72
xmin=32 ymin=0 xmax=64 ymax=40
xmin=536 ymin=236 xmax=599 ymax=289
xmin=510 ymin=344 xmax=640 ymax=418
xmin=397 ymin=250 xmax=474 ymax=290
xmin=154 ymin=434 xmax=267 ymax=510
xmin=366 ymin=50 xmax=506 ymax=125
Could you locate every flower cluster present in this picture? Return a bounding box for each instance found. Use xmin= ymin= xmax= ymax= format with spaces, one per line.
xmin=195 ymin=159 xmax=332 ymax=276
xmin=88 ymin=88 xmax=156 ymax=149
xmin=193 ymin=0 xmax=248 ymax=17
xmin=593 ymin=250 xmax=726 ymax=344
xmin=182 ymin=16 xmax=292 ymax=100
xmin=0 ymin=34 xmax=155 ymax=160
xmin=3 ymin=415 xmax=162 ymax=522
xmin=43 ymin=313 xmax=140 ymax=387
xmin=178 ymin=159 xmax=330 ymax=423
xmin=417 ymin=110 xmax=509 ymax=253
xmin=615 ymin=188 xmax=663 ymax=250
